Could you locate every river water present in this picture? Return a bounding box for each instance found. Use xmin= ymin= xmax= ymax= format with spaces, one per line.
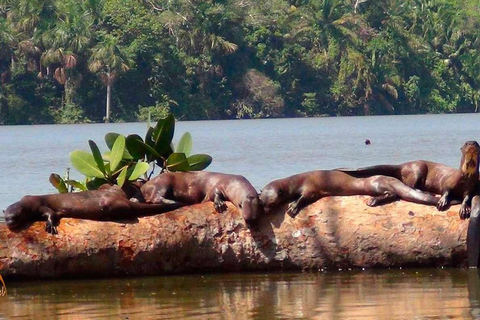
xmin=1 ymin=114 xmax=480 ymax=318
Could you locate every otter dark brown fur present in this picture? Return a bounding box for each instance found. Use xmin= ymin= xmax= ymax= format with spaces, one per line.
xmin=337 ymin=141 xmax=480 ymax=219
xmin=4 ymin=184 xmax=186 ymax=234
xmin=139 ymin=171 xmax=262 ymax=224
xmin=260 ymin=170 xmax=440 ymax=218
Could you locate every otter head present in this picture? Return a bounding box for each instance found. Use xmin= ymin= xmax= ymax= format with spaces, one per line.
xmin=238 ymin=195 xmax=263 ymax=226
xmin=460 ymin=141 xmax=480 ymax=175
xmin=260 ymin=183 xmax=286 ymax=214
xmin=4 ymin=197 xmax=42 ymax=231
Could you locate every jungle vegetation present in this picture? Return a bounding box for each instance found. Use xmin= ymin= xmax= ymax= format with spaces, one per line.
xmin=0 ymin=0 xmax=479 ymax=124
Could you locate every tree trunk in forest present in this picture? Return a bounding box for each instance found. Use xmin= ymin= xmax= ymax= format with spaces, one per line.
xmin=0 ymin=196 xmax=472 ymax=280
xmin=105 ymin=83 xmax=111 ymax=123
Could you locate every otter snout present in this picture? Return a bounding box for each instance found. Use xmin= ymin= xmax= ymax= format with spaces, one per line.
xmin=240 ymin=196 xmax=263 ymax=224
xmin=259 ymin=186 xmax=279 ymax=214
xmin=4 ymin=202 xmax=24 ymax=230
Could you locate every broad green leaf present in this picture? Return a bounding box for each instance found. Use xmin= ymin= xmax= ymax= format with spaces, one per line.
xmin=105 ymin=132 xmax=133 ymax=160
xmin=104 ymin=162 xmax=112 ymax=176
xmin=105 ymin=132 xmax=120 ymax=150
xmin=110 ymin=135 xmax=126 ymax=172
xmin=116 ymin=166 xmax=128 ymax=187
xmin=49 ymin=173 xmax=68 ymax=193
xmin=128 ymin=161 xmax=150 ymax=181
xmin=166 ymin=152 xmax=190 ymax=172
xmin=104 ymin=152 xmax=132 ymax=165
xmin=145 ymin=126 xmax=154 ymax=147
xmin=88 ymin=140 xmax=106 ymax=175
xmin=145 ymin=127 xmax=156 ymax=162
xmin=126 ymin=134 xmax=146 ymax=160
xmin=187 ymin=154 xmax=213 ymax=171
xmin=70 ymin=150 xmax=105 ymax=178
xmin=176 ymin=132 xmax=192 ymax=156
xmin=132 ymin=135 xmax=163 ymax=163
xmin=123 ymin=150 xmax=133 ymax=160
xmin=65 ymin=180 xmax=88 ymax=191
xmin=152 ymin=114 xmax=175 ymax=157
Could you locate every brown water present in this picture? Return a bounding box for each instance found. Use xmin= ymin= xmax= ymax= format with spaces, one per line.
xmin=2 ymin=269 xmax=480 ymax=319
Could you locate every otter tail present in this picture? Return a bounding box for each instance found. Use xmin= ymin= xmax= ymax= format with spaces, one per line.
xmin=129 ymin=201 xmax=188 ymax=218
xmin=336 ymin=165 xmax=402 ymax=179
xmin=391 ymin=180 xmax=439 ymax=206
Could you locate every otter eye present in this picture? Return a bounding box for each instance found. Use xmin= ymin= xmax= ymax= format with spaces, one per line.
xmin=238 ymin=203 xmax=243 ymax=208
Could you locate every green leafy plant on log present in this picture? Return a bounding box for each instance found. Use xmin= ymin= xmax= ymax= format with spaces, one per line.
xmin=50 ymin=114 xmax=212 ymax=192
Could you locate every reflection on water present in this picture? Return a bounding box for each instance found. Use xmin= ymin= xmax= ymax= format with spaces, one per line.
xmin=2 ymin=269 xmax=480 ymax=319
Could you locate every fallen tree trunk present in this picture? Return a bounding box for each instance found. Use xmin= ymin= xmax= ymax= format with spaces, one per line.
xmin=0 ymin=196 xmax=472 ymax=279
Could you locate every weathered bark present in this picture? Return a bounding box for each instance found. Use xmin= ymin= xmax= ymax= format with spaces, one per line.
xmin=0 ymin=196 xmax=470 ymax=279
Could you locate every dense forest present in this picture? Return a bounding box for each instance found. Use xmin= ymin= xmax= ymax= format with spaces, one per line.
xmin=0 ymin=0 xmax=479 ymax=124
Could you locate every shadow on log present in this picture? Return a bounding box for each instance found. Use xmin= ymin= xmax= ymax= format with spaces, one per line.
xmin=0 ymin=196 xmax=472 ymax=279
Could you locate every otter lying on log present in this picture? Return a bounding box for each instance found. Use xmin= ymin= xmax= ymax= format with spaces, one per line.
xmin=4 ymin=184 xmax=187 ymax=234
xmin=139 ymin=171 xmax=263 ymax=225
xmin=0 ymin=197 xmax=471 ymax=279
xmin=260 ymin=170 xmax=440 ymax=218
xmin=337 ymin=141 xmax=480 ymax=219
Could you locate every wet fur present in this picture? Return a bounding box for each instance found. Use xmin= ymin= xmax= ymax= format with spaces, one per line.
xmin=4 ymin=184 xmax=185 ymax=234
xmin=139 ymin=171 xmax=262 ymax=224
xmin=337 ymin=141 xmax=480 ymax=219
xmin=260 ymin=170 xmax=440 ymax=218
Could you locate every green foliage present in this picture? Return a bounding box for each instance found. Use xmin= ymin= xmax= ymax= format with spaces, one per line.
xmin=138 ymin=104 xmax=170 ymax=123
xmin=124 ymin=114 xmax=213 ymax=173
xmin=1 ymin=0 xmax=480 ymax=124
xmin=52 ymin=103 xmax=90 ymax=124
xmin=49 ymin=173 xmax=68 ymax=194
xmin=50 ymin=113 xmax=212 ymax=192
xmin=49 ymin=170 xmax=88 ymax=193
xmin=68 ymin=134 xmax=150 ymax=188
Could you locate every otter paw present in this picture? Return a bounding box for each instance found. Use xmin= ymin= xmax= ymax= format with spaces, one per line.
xmin=45 ymin=222 xmax=58 ymax=235
xmin=437 ymin=199 xmax=448 ymax=211
xmin=366 ymin=197 xmax=379 ymax=207
xmin=286 ymin=204 xmax=299 ymax=218
xmin=459 ymin=206 xmax=471 ymax=220
xmin=214 ymin=200 xmax=227 ymax=213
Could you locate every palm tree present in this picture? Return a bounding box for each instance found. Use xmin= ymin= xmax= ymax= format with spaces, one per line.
xmin=88 ymin=34 xmax=131 ymax=122
xmin=0 ymin=15 xmax=15 ymax=80
xmin=285 ymin=0 xmax=375 ymax=114
xmin=41 ymin=1 xmax=93 ymax=105
xmin=1 ymin=0 xmax=57 ymax=74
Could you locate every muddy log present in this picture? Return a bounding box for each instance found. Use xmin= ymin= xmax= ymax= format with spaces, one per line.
xmin=0 ymin=196 xmax=475 ymax=279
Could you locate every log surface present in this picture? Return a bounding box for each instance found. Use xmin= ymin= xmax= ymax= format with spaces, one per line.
xmin=0 ymin=196 xmax=469 ymax=279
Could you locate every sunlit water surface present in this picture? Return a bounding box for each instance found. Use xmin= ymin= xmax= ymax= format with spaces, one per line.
xmin=2 ymin=114 xmax=479 ymax=211
xmin=2 ymin=114 xmax=480 ymax=318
